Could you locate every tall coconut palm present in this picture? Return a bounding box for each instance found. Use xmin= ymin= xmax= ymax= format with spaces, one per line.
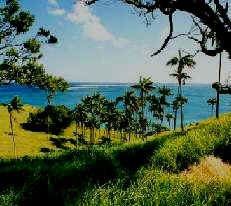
xmin=165 ymin=113 xmax=174 ymax=128
xmin=216 ymin=52 xmax=222 ymax=118
xmin=73 ymin=103 xmax=88 ymax=137
xmin=131 ymin=76 xmax=155 ymax=120
xmin=158 ymin=86 xmax=172 ymax=123
xmin=7 ymin=96 xmax=23 ymax=156
xmin=102 ymin=100 xmax=120 ymax=139
xmin=116 ymin=90 xmax=140 ymax=116
xmin=172 ymin=95 xmax=188 ymax=131
xmin=81 ymin=93 xmax=107 ymax=144
xmin=116 ymin=90 xmax=140 ymax=141
xmin=206 ymin=30 xmax=223 ymax=119
xmin=172 ymin=98 xmax=180 ymax=131
xmin=207 ymin=98 xmax=217 ymax=116
xmin=148 ymin=95 xmax=164 ymax=125
xmin=167 ymin=50 xmax=196 ymax=131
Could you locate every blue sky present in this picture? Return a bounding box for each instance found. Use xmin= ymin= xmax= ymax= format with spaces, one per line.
xmin=20 ymin=0 xmax=231 ymax=83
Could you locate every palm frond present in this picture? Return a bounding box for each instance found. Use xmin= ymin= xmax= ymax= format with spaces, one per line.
xmin=166 ymin=57 xmax=178 ymax=66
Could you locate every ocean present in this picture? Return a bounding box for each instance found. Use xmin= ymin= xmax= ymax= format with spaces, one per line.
xmin=0 ymin=82 xmax=230 ymax=126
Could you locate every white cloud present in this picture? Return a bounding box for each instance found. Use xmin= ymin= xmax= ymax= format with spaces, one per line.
xmin=48 ymin=0 xmax=58 ymax=6
xmin=66 ymin=2 xmax=129 ymax=48
xmin=49 ymin=8 xmax=65 ymax=16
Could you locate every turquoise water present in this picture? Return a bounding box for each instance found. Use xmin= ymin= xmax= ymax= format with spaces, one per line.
xmin=0 ymin=82 xmax=230 ymax=125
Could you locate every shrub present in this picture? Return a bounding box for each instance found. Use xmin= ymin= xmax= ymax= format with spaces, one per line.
xmin=99 ymin=136 xmax=112 ymax=145
xmin=23 ymin=105 xmax=72 ymax=135
xmin=77 ymin=136 xmax=88 ymax=145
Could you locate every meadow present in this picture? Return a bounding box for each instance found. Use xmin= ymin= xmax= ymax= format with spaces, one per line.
xmin=0 ymin=105 xmax=231 ymax=205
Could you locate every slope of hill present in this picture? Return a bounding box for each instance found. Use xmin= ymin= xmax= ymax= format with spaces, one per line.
xmin=0 ymin=106 xmax=231 ymax=205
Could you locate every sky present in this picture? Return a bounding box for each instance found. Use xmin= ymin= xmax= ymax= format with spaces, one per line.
xmin=19 ymin=0 xmax=231 ymax=83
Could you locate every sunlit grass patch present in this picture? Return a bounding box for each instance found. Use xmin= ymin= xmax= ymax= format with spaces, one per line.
xmin=181 ymin=155 xmax=231 ymax=184
xmin=0 ymin=105 xmax=57 ymax=159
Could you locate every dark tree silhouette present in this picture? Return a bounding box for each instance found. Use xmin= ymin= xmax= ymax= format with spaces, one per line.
xmin=7 ymin=96 xmax=23 ymax=156
xmin=207 ymin=98 xmax=217 ymax=116
xmin=86 ymin=0 xmax=231 ymax=59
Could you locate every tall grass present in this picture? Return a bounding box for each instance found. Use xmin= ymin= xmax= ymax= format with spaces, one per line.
xmin=0 ymin=114 xmax=231 ymax=205
xmin=152 ymin=114 xmax=231 ymax=173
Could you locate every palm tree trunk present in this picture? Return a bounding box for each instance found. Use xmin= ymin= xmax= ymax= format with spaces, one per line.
xmin=9 ymin=112 xmax=13 ymax=136
xmin=141 ymin=91 xmax=144 ymax=120
xmin=174 ymin=110 xmax=177 ymax=131
xmin=9 ymin=112 xmax=16 ymax=156
xmin=179 ymin=84 xmax=184 ymax=131
xmin=216 ymin=52 xmax=222 ymax=119
xmin=180 ymin=104 xmax=184 ymax=131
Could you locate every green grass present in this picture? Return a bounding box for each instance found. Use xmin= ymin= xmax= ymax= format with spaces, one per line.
xmin=0 ymin=106 xmax=231 ymax=205
xmin=0 ymin=105 xmax=148 ymax=159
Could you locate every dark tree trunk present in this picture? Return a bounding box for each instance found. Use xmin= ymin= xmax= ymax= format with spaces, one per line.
xmin=10 ymin=112 xmax=16 ymax=156
xmin=90 ymin=127 xmax=94 ymax=144
xmin=174 ymin=110 xmax=177 ymax=131
xmin=216 ymin=52 xmax=222 ymax=118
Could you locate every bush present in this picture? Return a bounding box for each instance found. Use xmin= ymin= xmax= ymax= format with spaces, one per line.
xmin=77 ymin=136 xmax=88 ymax=145
xmin=99 ymin=136 xmax=112 ymax=145
xmin=23 ymin=105 xmax=72 ymax=135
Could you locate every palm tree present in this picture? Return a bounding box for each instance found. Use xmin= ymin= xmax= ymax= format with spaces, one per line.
xmin=216 ymin=52 xmax=222 ymax=118
xmin=158 ymin=86 xmax=172 ymax=123
xmin=7 ymin=96 xmax=23 ymax=156
xmin=73 ymin=103 xmax=88 ymax=137
xmin=172 ymin=95 xmax=188 ymax=131
xmin=172 ymin=98 xmax=180 ymax=131
xmin=131 ymin=76 xmax=155 ymax=120
xmin=148 ymin=95 xmax=164 ymax=125
xmin=167 ymin=50 xmax=195 ymax=131
xmin=207 ymin=98 xmax=217 ymax=116
xmin=206 ymin=30 xmax=223 ymax=119
xmin=116 ymin=90 xmax=140 ymax=116
xmin=102 ymin=100 xmax=120 ymax=139
xmin=81 ymin=93 xmax=107 ymax=144
xmin=165 ymin=113 xmax=174 ymax=128
xmin=116 ymin=90 xmax=140 ymax=141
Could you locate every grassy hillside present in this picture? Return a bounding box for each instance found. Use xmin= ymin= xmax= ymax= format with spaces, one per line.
xmin=0 ymin=105 xmax=143 ymax=159
xmin=0 ymin=105 xmax=57 ymax=158
xmin=0 ymin=106 xmax=231 ymax=205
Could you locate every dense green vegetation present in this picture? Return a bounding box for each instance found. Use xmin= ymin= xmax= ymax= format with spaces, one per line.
xmin=1 ymin=1 xmax=231 ymax=205
xmin=23 ymin=105 xmax=72 ymax=135
xmin=0 ymin=114 xmax=231 ymax=205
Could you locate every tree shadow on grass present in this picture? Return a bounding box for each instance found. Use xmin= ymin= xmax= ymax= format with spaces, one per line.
xmin=49 ymin=137 xmax=77 ymax=150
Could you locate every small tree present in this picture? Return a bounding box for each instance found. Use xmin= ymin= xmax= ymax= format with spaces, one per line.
xmin=0 ymin=0 xmax=57 ymax=86
xmin=35 ymin=75 xmax=69 ymax=135
xmin=0 ymin=0 xmax=59 ymax=134
xmin=37 ymin=75 xmax=69 ymax=106
xmin=7 ymin=96 xmax=23 ymax=156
